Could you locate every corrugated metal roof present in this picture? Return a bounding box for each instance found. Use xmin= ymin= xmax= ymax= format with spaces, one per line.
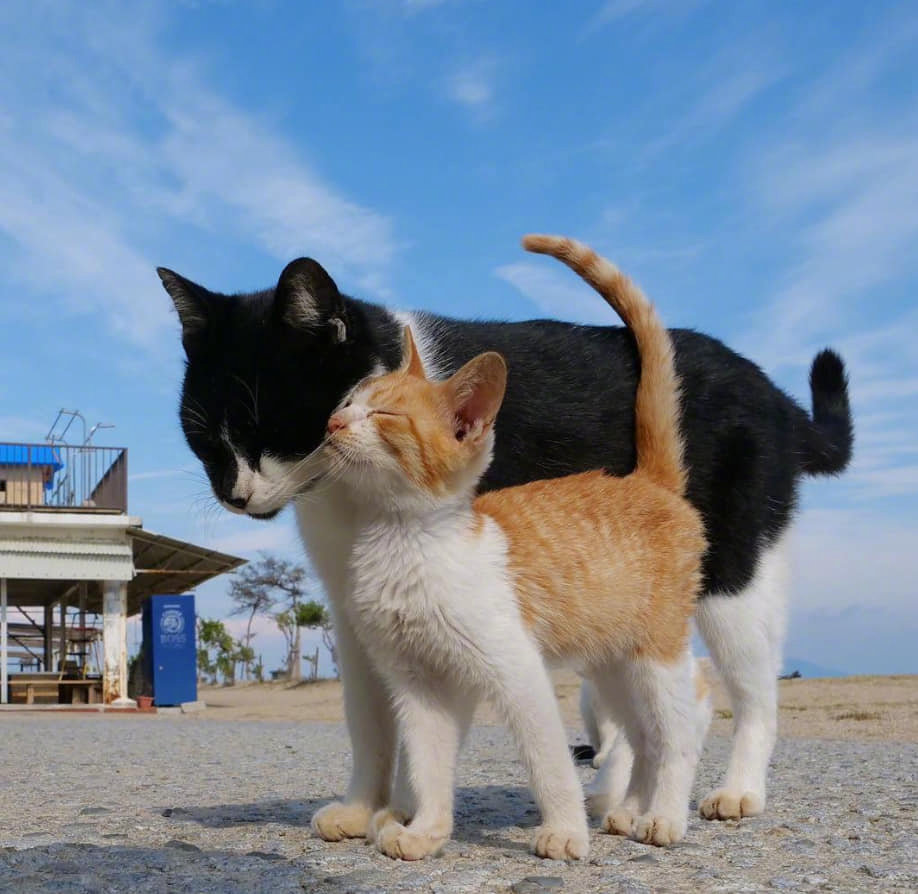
xmin=0 ymin=444 xmax=64 ymax=470
xmin=0 ymin=539 xmax=134 ymax=581
xmin=126 ymin=528 xmax=246 ymax=613
xmin=0 ymin=526 xmax=246 ymax=614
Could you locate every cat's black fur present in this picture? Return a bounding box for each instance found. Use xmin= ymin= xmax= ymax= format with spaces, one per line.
xmin=159 ymin=257 xmax=853 ymax=596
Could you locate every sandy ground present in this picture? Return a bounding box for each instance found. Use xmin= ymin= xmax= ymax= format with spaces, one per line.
xmin=200 ymin=667 xmax=918 ymax=743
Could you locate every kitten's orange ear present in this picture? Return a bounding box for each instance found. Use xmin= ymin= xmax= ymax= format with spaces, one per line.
xmin=444 ymin=352 xmax=507 ymax=444
xmin=399 ymin=326 xmax=426 ymax=378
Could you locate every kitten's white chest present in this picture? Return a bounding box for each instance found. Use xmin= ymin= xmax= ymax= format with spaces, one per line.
xmin=345 ymin=510 xmax=510 ymax=675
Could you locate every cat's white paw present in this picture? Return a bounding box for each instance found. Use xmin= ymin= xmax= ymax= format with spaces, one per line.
xmin=530 ymin=824 xmax=590 ymax=860
xmin=632 ymin=812 xmax=686 ymax=846
xmin=601 ymin=807 xmax=636 ymax=838
xmin=367 ymin=807 xmax=410 ymax=843
xmin=698 ymin=788 xmax=764 ymax=821
xmin=310 ymin=801 xmax=373 ymax=841
xmin=375 ymin=821 xmax=447 ymax=861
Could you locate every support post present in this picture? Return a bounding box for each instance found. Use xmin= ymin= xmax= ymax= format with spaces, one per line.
xmin=1 ymin=578 xmax=7 ymax=705
xmin=102 ymin=580 xmax=135 ymax=706
xmin=59 ymin=597 xmax=67 ymax=671
xmin=78 ymin=582 xmax=87 ymax=671
xmin=43 ymin=603 xmax=53 ymax=672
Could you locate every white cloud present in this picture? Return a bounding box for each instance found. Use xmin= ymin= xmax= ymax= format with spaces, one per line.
xmin=0 ymin=3 xmax=397 ymax=351
xmin=0 ymin=416 xmax=51 ymax=443
xmin=445 ymin=57 xmax=498 ymax=115
xmin=128 ymin=468 xmax=190 ymax=483
xmin=402 ymin=0 xmax=454 ymax=11
xmin=206 ymin=523 xmax=303 ymax=560
xmin=787 ymin=507 xmax=918 ymax=672
xmin=495 ymin=261 xmax=619 ymax=326
xmin=585 ymin=0 xmax=709 ymax=34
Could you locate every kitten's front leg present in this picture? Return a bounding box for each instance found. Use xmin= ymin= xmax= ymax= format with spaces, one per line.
xmin=310 ymin=609 xmax=396 ymax=841
xmin=492 ymin=640 xmax=590 ymax=860
xmin=367 ymin=740 xmax=415 ymax=843
xmin=373 ymin=682 xmax=470 ymax=861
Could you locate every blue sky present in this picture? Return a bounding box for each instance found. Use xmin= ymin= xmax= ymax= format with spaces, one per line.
xmin=1 ymin=0 xmax=916 ymax=676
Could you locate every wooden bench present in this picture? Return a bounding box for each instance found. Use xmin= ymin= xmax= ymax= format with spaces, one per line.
xmin=8 ymin=675 xmax=103 ymax=705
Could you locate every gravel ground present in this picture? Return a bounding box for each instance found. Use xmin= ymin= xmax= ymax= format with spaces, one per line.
xmin=0 ymin=715 xmax=915 ymax=893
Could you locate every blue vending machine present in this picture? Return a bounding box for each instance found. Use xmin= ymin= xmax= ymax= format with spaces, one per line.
xmin=142 ymin=594 xmax=197 ymax=706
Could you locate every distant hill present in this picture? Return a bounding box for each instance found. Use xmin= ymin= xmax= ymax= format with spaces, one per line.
xmin=781 ymin=657 xmax=847 ymax=679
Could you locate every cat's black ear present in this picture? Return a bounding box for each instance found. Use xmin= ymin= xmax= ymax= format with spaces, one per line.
xmin=157 ymin=267 xmax=209 ymax=352
xmin=274 ymin=258 xmax=347 ymax=343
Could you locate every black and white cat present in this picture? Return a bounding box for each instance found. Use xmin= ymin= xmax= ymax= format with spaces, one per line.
xmin=159 ymin=251 xmax=852 ymax=832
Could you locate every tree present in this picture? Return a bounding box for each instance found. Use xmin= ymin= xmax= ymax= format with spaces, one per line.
xmin=227 ymin=556 xmax=279 ymax=680
xmin=229 ymin=553 xmax=332 ymax=683
xmin=197 ymin=617 xmax=237 ymax=685
xmin=321 ymin=614 xmax=339 ymax=679
xmin=275 ymin=598 xmax=328 ymax=682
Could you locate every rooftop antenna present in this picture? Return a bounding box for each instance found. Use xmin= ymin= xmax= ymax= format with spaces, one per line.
xmin=85 ymin=422 xmax=116 ymax=446
xmin=46 ymin=410 xmax=115 ymax=446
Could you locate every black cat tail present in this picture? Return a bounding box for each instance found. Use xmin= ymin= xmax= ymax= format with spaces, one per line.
xmin=800 ymin=349 xmax=853 ymax=475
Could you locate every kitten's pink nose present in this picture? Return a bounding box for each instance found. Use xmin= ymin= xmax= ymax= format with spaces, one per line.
xmin=327 ymin=414 xmax=347 ymax=434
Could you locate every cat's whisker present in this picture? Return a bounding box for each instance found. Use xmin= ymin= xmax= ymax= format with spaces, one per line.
xmin=233 ymin=373 xmax=260 ymax=427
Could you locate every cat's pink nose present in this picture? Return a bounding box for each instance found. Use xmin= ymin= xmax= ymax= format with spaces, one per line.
xmin=327 ymin=414 xmax=347 ymax=434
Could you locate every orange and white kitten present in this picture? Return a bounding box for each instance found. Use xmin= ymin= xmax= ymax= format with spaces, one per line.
xmin=321 ymin=235 xmax=707 ymax=860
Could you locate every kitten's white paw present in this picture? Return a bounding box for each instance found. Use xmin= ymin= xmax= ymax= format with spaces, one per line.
xmin=530 ymin=824 xmax=590 ymax=860
xmin=698 ymin=788 xmax=764 ymax=821
xmin=375 ymin=821 xmax=447 ymax=861
xmin=632 ymin=812 xmax=686 ymax=846
xmin=367 ymin=807 xmax=410 ymax=843
xmin=310 ymin=801 xmax=373 ymax=841
xmin=601 ymin=807 xmax=636 ymax=838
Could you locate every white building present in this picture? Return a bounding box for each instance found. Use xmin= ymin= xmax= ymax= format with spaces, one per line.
xmin=0 ymin=442 xmax=244 ymax=707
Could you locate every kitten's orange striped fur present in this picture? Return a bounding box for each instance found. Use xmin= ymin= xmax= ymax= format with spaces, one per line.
xmin=347 ymin=235 xmax=704 ymax=665
xmin=323 ymin=234 xmax=707 ymax=859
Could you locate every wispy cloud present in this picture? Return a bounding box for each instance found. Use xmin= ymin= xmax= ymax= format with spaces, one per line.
xmin=495 ymin=262 xmax=616 ymax=326
xmin=719 ymin=12 xmax=918 ymax=503
xmin=445 ymin=56 xmax=498 ymax=117
xmin=0 ymin=3 xmax=396 ymax=350
xmin=0 ymin=416 xmax=49 ymax=443
xmin=129 ymin=468 xmax=191 ymax=483
xmin=585 ymin=0 xmax=709 ymax=34
xmin=401 ymin=0 xmax=455 ymax=12
xmin=206 ymin=523 xmax=303 ymax=560
xmin=787 ymin=506 xmax=918 ymax=671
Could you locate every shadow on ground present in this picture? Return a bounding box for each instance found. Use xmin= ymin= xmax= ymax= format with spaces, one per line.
xmin=172 ymin=784 xmax=539 ymax=835
xmin=0 ymin=840 xmax=440 ymax=894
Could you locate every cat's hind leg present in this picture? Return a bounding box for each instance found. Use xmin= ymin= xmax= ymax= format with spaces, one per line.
xmin=580 ymin=679 xmax=629 ymax=770
xmin=695 ymin=533 xmax=789 ymax=821
xmin=627 ymin=650 xmax=700 ymax=846
xmin=594 ymin=651 xmax=699 ymax=846
xmin=587 ymin=663 xmax=652 ymax=837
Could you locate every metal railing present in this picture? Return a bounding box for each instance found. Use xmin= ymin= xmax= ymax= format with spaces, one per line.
xmin=0 ymin=442 xmax=128 ymax=513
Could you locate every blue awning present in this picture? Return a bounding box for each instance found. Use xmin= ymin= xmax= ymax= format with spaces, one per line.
xmin=0 ymin=444 xmax=64 ymax=470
